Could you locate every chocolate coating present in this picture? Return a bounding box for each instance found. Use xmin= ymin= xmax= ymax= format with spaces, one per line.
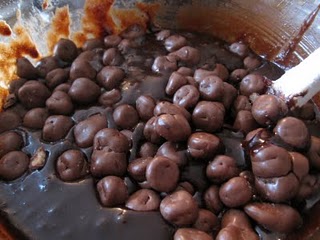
xmin=229 ymin=42 xmax=249 ymax=58
xmin=152 ymin=56 xmax=178 ymax=73
xmin=219 ymin=177 xmax=252 ymax=207
xmin=56 ymin=149 xmax=88 ymax=182
xmin=23 ymin=108 xmax=49 ymax=129
xmin=102 ymin=47 xmax=123 ymax=66
xmin=144 ymin=116 xmax=164 ymax=144
xmin=146 ymin=156 xmax=179 ymax=192
xmin=160 ymin=190 xmax=199 ymax=226
xmin=250 ymin=144 xmax=292 ymax=178
xmin=239 ymin=74 xmax=265 ymax=97
xmin=188 ymin=132 xmax=222 ymax=160
xmin=139 ymin=142 xmax=158 ymax=158
xmin=91 ymin=150 xmax=127 ymax=177
xmin=68 ymin=78 xmax=101 ymax=104
xmin=97 ymin=66 xmax=125 ymax=90
xmin=0 ymin=151 xmax=29 ymax=181
xmin=174 ymin=228 xmax=213 ymax=240
xmin=206 ymin=155 xmax=239 ymax=184
xmin=204 ymin=185 xmax=223 ymax=214
xmin=255 ymin=173 xmax=299 ymax=202
xmin=307 ymin=136 xmax=320 ymax=170
xmin=216 ymin=225 xmax=259 ymax=240
xmin=136 ymin=95 xmax=156 ymax=121
xmin=154 ymin=101 xmax=191 ymax=121
xmin=193 ymin=209 xmax=218 ymax=233
xmin=199 ymin=76 xmax=224 ymax=101
xmin=233 ymin=110 xmax=259 ymax=134
xmin=155 ymin=114 xmax=191 ymax=142
xmin=99 ymin=89 xmax=121 ymax=106
xmin=97 ymin=176 xmax=128 ymax=207
xmin=166 ymin=72 xmax=188 ymax=96
xmin=18 ymin=81 xmax=51 ymax=109
xmin=113 ymin=104 xmax=139 ymax=130
xmin=42 ymin=115 xmax=73 ymax=142
xmin=36 ymin=56 xmax=59 ymax=78
xmin=0 ymin=110 xmax=21 ymax=133
xmin=16 ymin=57 xmax=38 ymax=79
xmin=192 ymin=101 xmax=225 ymax=133
xmin=93 ymin=128 xmax=130 ymax=153
xmin=156 ymin=142 xmax=188 ymax=167
xmin=74 ymin=114 xmax=107 ymax=148
xmin=128 ymin=157 xmax=153 ymax=182
xmin=164 ymin=35 xmax=187 ymax=52
xmin=170 ymin=46 xmax=200 ymax=66
xmin=173 ymin=85 xmax=200 ymax=109
xmin=251 ymin=94 xmax=288 ymax=126
xmin=45 ymin=68 xmax=69 ymax=89
xmin=274 ymin=117 xmax=310 ymax=149
xmin=0 ymin=131 xmax=23 ymax=158
xmin=244 ymin=202 xmax=302 ymax=233
xmin=53 ymin=38 xmax=78 ymax=63
xmin=126 ymin=189 xmax=160 ymax=211
xmin=289 ymin=152 xmax=309 ymax=180
xmin=46 ymin=91 xmax=74 ymax=115
xmin=104 ymin=34 xmax=122 ymax=47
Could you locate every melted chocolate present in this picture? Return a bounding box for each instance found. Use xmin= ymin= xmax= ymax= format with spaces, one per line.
xmin=0 ymin=30 xmax=319 ymax=240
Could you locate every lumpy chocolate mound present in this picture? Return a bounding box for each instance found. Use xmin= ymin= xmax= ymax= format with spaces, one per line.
xmin=0 ymin=25 xmax=320 ymax=240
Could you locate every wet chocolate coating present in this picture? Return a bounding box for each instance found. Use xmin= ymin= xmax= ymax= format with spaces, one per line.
xmin=126 ymin=189 xmax=160 ymax=211
xmin=18 ymin=81 xmax=51 ymax=109
xmin=193 ymin=209 xmax=218 ymax=233
xmin=97 ymin=176 xmax=128 ymax=207
xmin=244 ymin=202 xmax=302 ymax=233
xmin=0 ymin=131 xmax=23 ymax=158
xmin=53 ymin=38 xmax=78 ymax=63
xmin=160 ymin=190 xmax=199 ymax=226
xmin=56 ymin=149 xmax=88 ymax=182
xmin=146 ymin=156 xmax=179 ymax=192
xmin=68 ymin=78 xmax=101 ymax=104
xmin=0 ymin=28 xmax=318 ymax=240
xmin=219 ymin=177 xmax=252 ymax=208
xmin=274 ymin=117 xmax=310 ymax=150
xmin=174 ymin=228 xmax=213 ymax=240
xmin=74 ymin=114 xmax=107 ymax=148
xmin=23 ymin=108 xmax=49 ymax=129
xmin=16 ymin=57 xmax=38 ymax=79
xmin=0 ymin=151 xmax=29 ymax=181
xmin=42 ymin=115 xmax=73 ymax=142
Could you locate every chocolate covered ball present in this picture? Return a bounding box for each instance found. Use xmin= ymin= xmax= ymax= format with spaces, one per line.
xmin=23 ymin=108 xmax=49 ymax=129
xmin=128 ymin=157 xmax=153 ymax=182
xmin=174 ymin=228 xmax=213 ymax=240
xmin=251 ymin=94 xmax=288 ymax=126
xmin=16 ymin=57 xmax=38 ymax=79
xmin=199 ymin=76 xmax=224 ymax=101
xmin=126 ymin=189 xmax=160 ymax=211
xmin=0 ymin=151 xmax=29 ymax=181
xmin=53 ymin=38 xmax=78 ymax=63
xmin=156 ymin=142 xmax=188 ymax=167
xmin=96 ymin=66 xmax=125 ymax=90
xmin=192 ymin=101 xmax=225 ymax=133
xmin=45 ymin=68 xmax=69 ymax=89
xmin=93 ymin=128 xmax=130 ymax=153
xmin=97 ymin=176 xmax=128 ymax=207
xmin=0 ymin=131 xmax=23 ymax=158
xmin=160 ymin=190 xmax=199 ymax=226
xmin=42 ymin=115 xmax=73 ymax=142
xmin=219 ymin=177 xmax=252 ymax=207
xmin=146 ymin=156 xmax=179 ymax=192
xmin=155 ymin=114 xmax=191 ymax=142
xmin=136 ymin=95 xmax=156 ymax=121
xmin=274 ymin=117 xmax=310 ymax=149
xmin=307 ymin=136 xmax=320 ymax=170
xmin=68 ymin=78 xmax=100 ymax=104
xmin=164 ymin=35 xmax=187 ymax=52
xmin=113 ymin=104 xmax=139 ymax=130
xmin=193 ymin=209 xmax=218 ymax=233
xmin=250 ymin=144 xmax=292 ymax=178
xmin=18 ymin=81 xmax=51 ymax=109
xmin=56 ymin=149 xmax=88 ymax=182
xmin=239 ymin=74 xmax=265 ymax=96
xmin=166 ymin=72 xmax=188 ymax=96
xmin=206 ymin=155 xmax=239 ymax=184
xmin=0 ymin=111 xmax=21 ymax=134
xmin=74 ymin=114 xmax=107 ymax=148
xmin=173 ymin=85 xmax=200 ymax=109
xmin=46 ymin=90 xmax=74 ymax=115
xmin=204 ymin=185 xmax=223 ymax=214
xmin=244 ymin=202 xmax=302 ymax=233
xmin=188 ymin=132 xmax=222 ymax=160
